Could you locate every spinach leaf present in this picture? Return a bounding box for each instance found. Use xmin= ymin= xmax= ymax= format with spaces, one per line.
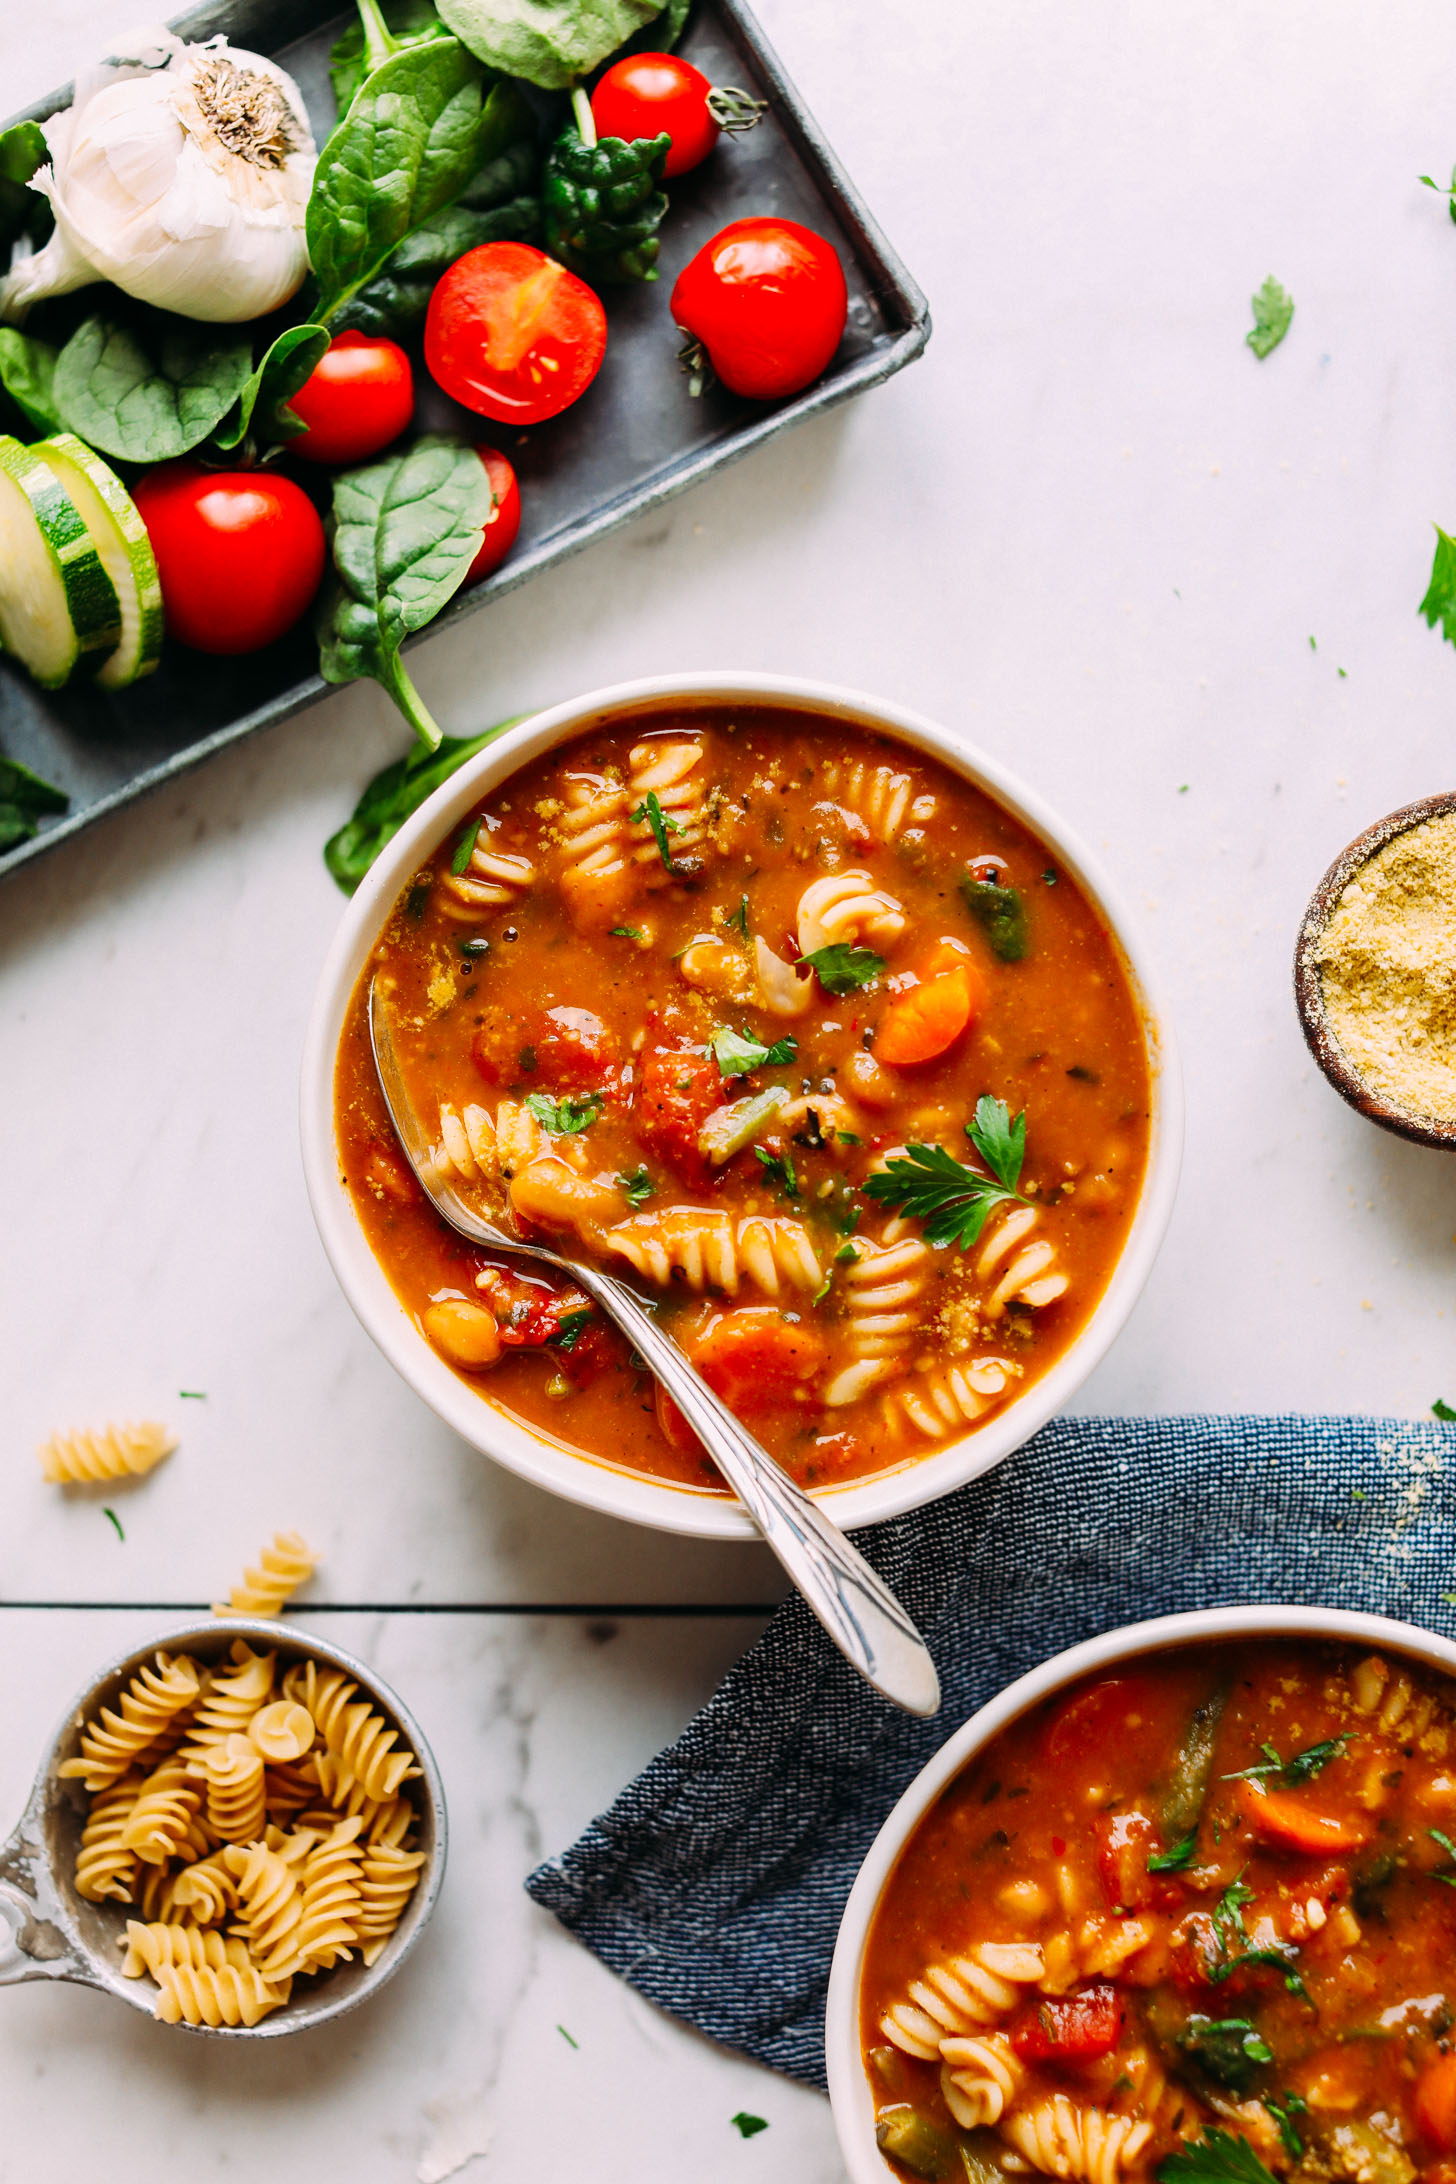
xmin=325 ymin=718 xmax=520 ymax=893
xmin=960 ymin=871 xmax=1029 ymax=960
xmin=0 ymin=754 xmax=68 ymax=854
xmin=52 ymin=311 xmax=253 ymax=462
xmin=333 ymin=87 xmax=541 ymax=338
xmin=0 ymin=328 xmax=61 ymax=434
xmin=437 ymin=0 xmax=665 ymax=89
xmin=543 ymin=105 xmax=670 ymax=284
xmin=318 ymin=437 xmax=493 ymax=750
xmin=1178 ymin=2016 xmax=1273 ymax=2093
xmin=330 ymin=0 xmax=452 ymax=113
xmin=0 ymin=120 xmax=49 ymax=253
xmin=212 ymin=322 xmax=331 ymax=453
xmin=308 ymin=36 xmax=495 ymax=324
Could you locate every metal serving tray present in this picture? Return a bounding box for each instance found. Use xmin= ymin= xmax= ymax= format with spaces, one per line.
xmin=0 ymin=0 xmax=928 ymax=875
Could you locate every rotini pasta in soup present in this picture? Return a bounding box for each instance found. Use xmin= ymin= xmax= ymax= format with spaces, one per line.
xmin=333 ymin=706 xmax=1152 ymax=1491
xmin=862 ymin=1641 xmax=1456 ymax=2184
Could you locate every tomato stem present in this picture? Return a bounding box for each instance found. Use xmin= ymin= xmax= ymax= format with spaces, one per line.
xmin=355 ymin=0 xmax=398 ymax=78
xmin=705 ymin=84 xmax=768 ymax=134
xmin=571 ymin=83 xmax=598 ymax=149
xmin=675 ymin=333 xmax=710 ymax=398
xmin=381 ymin=649 xmax=445 ymax=754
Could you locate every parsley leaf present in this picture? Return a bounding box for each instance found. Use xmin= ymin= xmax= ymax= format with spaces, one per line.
xmin=1225 ymin=1735 xmax=1350 ymax=1787
xmin=1212 ymin=1869 xmax=1254 ymax=1951
xmin=450 ymin=817 xmax=482 ymax=875
xmin=731 ymin=2114 xmax=769 ymax=2139
xmin=1429 ymin=1827 xmax=1456 ymax=1886
xmin=1179 ymin=2015 xmax=1273 ymax=2092
xmin=617 ymin=1165 xmax=654 ymax=1208
xmin=551 ymin=1309 xmax=594 ymax=1352
xmin=1246 ymin=276 xmax=1294 ymax=359
xmin=728 ymin=893 xmax=749 ymax=938
xmin=710 ymin=1025 xmax=798 ymax=1076
xmin=1148 ymin=1829 xmax=1198 ymax=1873
xmin=525 ymin=1092 xmax=602 ymax=1135
xmin=1420 ymin=525 xmax=1456 ymax=648
xmin=798 ymin=942 xmax=884 ymax=995
xmin=630 ymin=789 xmax=682 ymax=871
xmin=753 ymin=1146 xmax=799 ymax=1198
xmin=1420 ymin=165 xmax=1456 ymax=225
xmin=610 ymin=925 xmax=643 ymax=940
xmin=1435 ymin=1399 xmax=1456 ymax=1422
xmin=1265 ymin=2094 xmax=1309 ymax=2161
xmin=1158 ymin=2128 xmax=1281 ymax=2184
xmin=864 ymin=1098 xmax=1030 ymax=1249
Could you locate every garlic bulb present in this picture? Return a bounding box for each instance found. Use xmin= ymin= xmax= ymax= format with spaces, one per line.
xmin=0 ymin=28 xmax=315 ymax=325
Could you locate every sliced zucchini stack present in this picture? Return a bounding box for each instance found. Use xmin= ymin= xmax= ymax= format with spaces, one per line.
xmin=32 ymin=435 xmax=163 ymax=690
xmin=0 ymin=435 xmax=120 ymax=689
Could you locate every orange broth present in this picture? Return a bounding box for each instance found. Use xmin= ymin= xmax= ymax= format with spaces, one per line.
xmin=333 ymin=707 xmax=1152 ymax=1493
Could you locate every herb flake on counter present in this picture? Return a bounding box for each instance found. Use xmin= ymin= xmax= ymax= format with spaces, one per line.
xmin=179 ymin=1390 xmax=206 ymax=1400
xmin=731 ymin=2113 xmax=769 ymax=2139
xmin=1420 ymin=164 xmax=1456 ymax=224
xmin=0 ymin=755 xmax=68 ymax=853
xmin=1246 ymin=277 xmax=1294 ymax=360
xmin=556 ymin=2022 xmax=579 ymax=2048
xmin=526 ymin=1092 xmax=601 ymax=1135
xmin=710 ymin=1025 xmax=797 ymax=1076
xmin=864 ymin=1096 xmax=1029 ymax=1249
xmin=630 ymin=788 xmax=681 ymax=870
xmin=799 ymin=942 xmax=883 ymax=995
xmin=1158 ymin=2128 xmax=1281 ymax=2184
xmin=959 ymin=871 xmax=1028 ymax=960
xmin=101 ymin=1506 xmax=125 ymax=1542
xmin=1419 ymin=525 xmax=1456 ymax=648
xmin=1434 ymin=1398 xmax=1456 ymax=1422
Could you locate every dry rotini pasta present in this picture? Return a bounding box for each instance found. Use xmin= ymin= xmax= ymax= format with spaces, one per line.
xmin=40 ymin=1420 xmax=177 ymax=1485
xmin=62 ymin=1641 xmax=427 ymax=2027
xmin=212 ymin=1531 xmax=316 ymax=1619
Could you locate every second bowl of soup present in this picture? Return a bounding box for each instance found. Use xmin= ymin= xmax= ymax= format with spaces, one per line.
xmin=301 ymin=673 xmax=1181 ymax=1537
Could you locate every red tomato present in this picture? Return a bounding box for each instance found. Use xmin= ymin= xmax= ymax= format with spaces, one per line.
xmin=288 ymin=331 xmax=414 ymax=465
xmin=1010 ymin=1984 xmax=1123 ymax=2064
xmin=637 ymin=1046 xmax=723 ymax=1180
xmin=1417 ymin=2056 xmax=1456 ymax=2153
xmin=670 ymin=217 xmax=848 ymax=400
xmin=591 ymin=53 xmax=719 ymax=178
xmin=1097 ymin=1811 xmax=1158 ymax=1912
xmin=1045 ymin=1677 xmax=1162 ymax=1766
xmin=131 ymin=464 xmax=325 ymax=655
xmin=465 ymin=446 xmax=522 ymax=583
xmin=690 ymin=1307 xmax=827 ymax=1413
xmin=426 ymin=242 xmax=607 ymax=425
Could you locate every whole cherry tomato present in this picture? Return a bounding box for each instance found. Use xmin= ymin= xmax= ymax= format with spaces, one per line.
xmin=669 ymin=217 xmax=848 ymax=399
xmin=591 ymin=53 xmax=720 ymax=177
xmin=131 ymin=464 xmax=326 ymax=655
xmin=287 ymin=331 xmax=415 ymax=465
xmin=426 ymin=242 xmax=607 ymax=425
xmin=464 ymin=446 xmax=521 ymax=583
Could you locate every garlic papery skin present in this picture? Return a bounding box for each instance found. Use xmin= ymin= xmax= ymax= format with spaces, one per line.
xmin=0 ymin=28 xmax=316 ymax=324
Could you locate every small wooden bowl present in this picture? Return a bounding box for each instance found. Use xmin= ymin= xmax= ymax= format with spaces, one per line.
xmin=1293 ymin=790 xmax=1456 ymax=1150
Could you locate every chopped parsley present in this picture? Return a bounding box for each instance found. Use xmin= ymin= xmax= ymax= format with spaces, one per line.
xmin=834 ymin=1240 xmax=860 ymax=1264
xmin=1429 ymin=1827 xmax=1456 ymax=1886
xmin=1158 ymin=2128 xmax=1280 ymax=2184
xmin=1265 ymin=2094 xmax=1309 ymax=2161
xmin=179 ymin=1390 xmax=206 ymax=1400
xmin=710 ymin=1025 xmax=797 ymax=1076
xmin=617 ymin=1165 xmax=654 ymax=1208
xmin=728 ymin=894 xmax=750 ymax=938
xmin=863 ymin=1095 xmax=1029 ymax=1249
xmin=731 ymin=2114 xmax=769 ymax=2139
xmin=1246 ymin=276 xmax=1294 ymax=359
xmin=556 ymin=2024 xmax=579 ymax=2048
xmin=1148 ymin=1829 xmax=1198 ymax=1873
xmin=525 ymin=1092 xmax=602 ymax=1135
xmin=610 ymin=925 xmax=643 ymax=940
xmin=101 ymin=1506 xmax=125 ymax=1542
xmin=450 ymin=817 xmax=482 ymax=874
xmin=630 ymin=789 xmax=682 ymax=870
xmin=550 ymin=1309 xmax=594 ymax=1352
xmin=1206 ymin=1866 xmax=1306 ymax=1995
xmin=1179 ymin=2015 xmax=1273 ymax=2092
xmin=1419 ymin=524 xmax=1456 ymax=649
xmin=753 ymin=1146 xmax=799 ymax=1198
xmin=1420 ymin=164 xmax=1456 ymax=224
xmin=459 ymin=937 xmax=489 ymax=962
xmin=1225 ymin=1735 xmax=1350 ymax=1787
xmin=798 ymin=942 xmax=884 ymax=994
xmin=1434 ymin=1398 xmax=1456 ymax=1422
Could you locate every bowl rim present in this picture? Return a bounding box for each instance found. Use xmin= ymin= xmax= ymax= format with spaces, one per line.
xmin=825 ymin=1601 xmax=1456 ymax=2184
xmin=300 ymin=670 xmax=1185 ymax=1540
xmin=1293 ymin=790 xmax=1456 ymax=1151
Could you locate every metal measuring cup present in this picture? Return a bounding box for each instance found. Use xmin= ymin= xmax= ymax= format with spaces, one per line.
xmin=0 ymin=1617 xmax=447 ymax=2036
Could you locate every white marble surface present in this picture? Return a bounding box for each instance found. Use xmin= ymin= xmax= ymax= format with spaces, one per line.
xmin=4 ymin=0 xmax=1456 ymax=2174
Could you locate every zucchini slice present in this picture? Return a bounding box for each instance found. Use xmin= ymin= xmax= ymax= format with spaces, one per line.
xmin=33 ymin=434 xmax=164 ymax=690
xmin=0 ymin=434 xmax=120 ymax=689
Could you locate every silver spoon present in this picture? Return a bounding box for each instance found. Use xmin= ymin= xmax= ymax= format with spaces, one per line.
xmin=369 ymin=982 xmax=940 ymax=1718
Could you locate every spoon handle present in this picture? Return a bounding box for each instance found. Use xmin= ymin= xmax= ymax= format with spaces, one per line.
xmin=569 ymin=1263 xmax=941 ymax=1718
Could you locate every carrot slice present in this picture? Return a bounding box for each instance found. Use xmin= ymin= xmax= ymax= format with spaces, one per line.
xmin=876 ymin=966 xmax=978 ymax=1067
xmin=1235 ymin=1777 xmax=1372 ymax=1853
xmin=1416 ymin=2053 xmax=1456 ymax=2152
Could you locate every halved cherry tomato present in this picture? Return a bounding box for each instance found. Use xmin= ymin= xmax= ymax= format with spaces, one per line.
xmin=426 ymin=242 xmax=607 ymax=425
xmin=465 ymin=446 xmax=521 ymax=583
xmin=1011 ymin=1984 xmax=1123 ymax=2063
xmin=288 ymin=331 xmax=414 ymax=465
xmin=131 ymin=463 xmax=325 ymax=655
xmin=591 ymin=53 xmax=720 ymax=178
xmin=1235 ymin=1777 xmax=1372 ymax=1854
xmin=670 ymin=217 xmax=848 ymax=400
xmin=1416 ymin=2055 xmax=1456 ymax=2153
xmin=690 ymin=1307 xmax=827 ymax=1412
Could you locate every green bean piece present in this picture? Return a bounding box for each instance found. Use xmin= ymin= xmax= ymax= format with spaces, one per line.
xmin=868 ymin=2046 xmax=911 ymax=2097
xmin=874 ymin=2108 xmax=961 ymax=2180
xmin=1161 ymin=1684 xmax=1229 ymax=1837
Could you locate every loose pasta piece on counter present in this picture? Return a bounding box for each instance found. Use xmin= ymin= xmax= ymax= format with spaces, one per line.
xmin=40 ymin=1420 xmax=177 ymax=1485
xmin=212 ymin=1531 xmax=316 ymax=1620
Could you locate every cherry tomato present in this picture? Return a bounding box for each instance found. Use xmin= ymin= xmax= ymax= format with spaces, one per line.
xmin=425 ymin=242 xmax=607 ymax=425
xmin=464 ymin=445 xmax=522 ymax=583
xmin=131 ymin=464 xmax=325 ymax=655
xmin=1010 ymin=1984 xmax=1122 ymax=2063
xmin=591 ymin=53 xmax=720 ymax=178
xmin=287 ymin=331 xmax=414 ymax=465
xmin=670 ymin=217 xmax=848 ymax=400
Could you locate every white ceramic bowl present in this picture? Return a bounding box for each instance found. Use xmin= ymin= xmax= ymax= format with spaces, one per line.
xmin=300 ymin=672 xmax=1183 ymax=1539
xmin=825 ymin=1603 xmax=1456 ymax=2184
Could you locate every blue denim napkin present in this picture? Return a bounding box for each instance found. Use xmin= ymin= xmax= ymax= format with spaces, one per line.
xmin=525 ymin=1414 xmax=1456 ymax=2086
